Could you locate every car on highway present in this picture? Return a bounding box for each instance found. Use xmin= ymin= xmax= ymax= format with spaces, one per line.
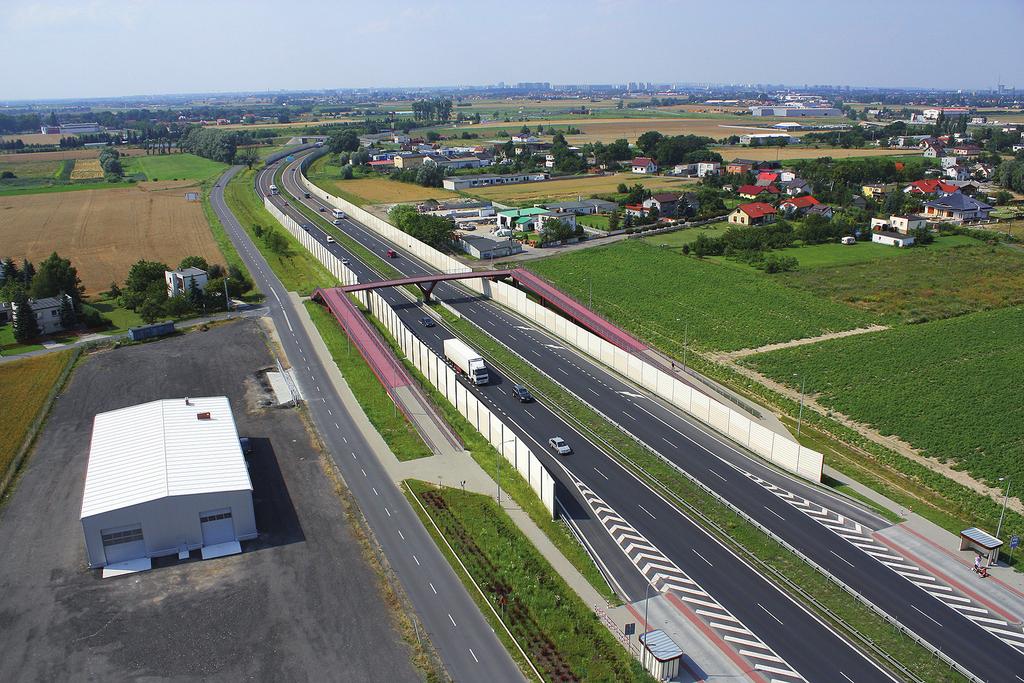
xmin=302 ymin=224 xmax=311 ymax=231
xmin=419 ymin=316 xmax=435 ymax=328
xmin=342 ymin=258 xmax=350 ymax=265
xmin=548 ymin=437 xmax=571 ymax=455
xmin=333 ymin=219 xmax=343 ymax=225
xmin=319 ymin=206 xmax=326 ymax=212
xmin=512 ymin=384 xmax=533 ymax=402
xmin=303 ymin=192 xmax=311 ymax=198
xmin=326 ymin=236 xmax=335 ymax=243
xmin=386 ymin=249 xmax=398 ymax=258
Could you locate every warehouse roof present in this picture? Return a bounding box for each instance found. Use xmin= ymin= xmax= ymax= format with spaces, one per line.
xmin=81 ymin=396 xmax=251 ymax=519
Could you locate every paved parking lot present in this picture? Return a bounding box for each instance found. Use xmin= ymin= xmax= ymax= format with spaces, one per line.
xmin=0 ymin=319 xmax=418 ymax=681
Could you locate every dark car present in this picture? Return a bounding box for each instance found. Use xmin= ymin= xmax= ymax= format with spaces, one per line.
xmin=512 ymin=384 xmax=533 ymax=402
xmin=419 ymin=316 xmax=435 ymax=328
xmin=319 ymin=206 xmax=326 ymax=212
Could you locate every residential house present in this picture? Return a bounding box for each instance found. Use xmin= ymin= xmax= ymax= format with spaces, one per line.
xmin=778 ymin=195 xmax=821 ymax=216
xmin=368 ymin=158 xmax=395 ymax=171
xmin=165 ymin=267 xmax=208 ymax=298
xmin=805 ymin=203 xmax=834 ymax=220
xmin=543 ymin=199 xmax=618 ymax=215
xmin=943 ymin=165 xmax=972 ymax=181
xmin=728 ymin=202 xmax=776 ymax=226
xmin=536 ymin=211 xmax=576 ymax=231
xmin=511 ymin=134 xmax=542 ymax=144
xmin=756 ymin=171 xmax=780 ymax=186
xmin=393 ymin=153 xmax=426 ymax=169
xmin=850 ymin=195 xmax=868 ymax=210
xmin=739 ymin=133 xmax=799 ymax=145
xmin=904 ymin=179 xmax=958 ymax=195
xmin=972 ymin=162 xmax=996 ymax=179
xmin=10 ymin=294 xmax=73 ymax=336
xmin=950 ymin=143 xmax=982 ymax=158
xmin=779 ymin=178 xmax=812 ymax=196
xmin=738 ymin=184 xmax=780 ymax=200
xmin=643 ymin=193 xmax=682 ymax=217
xmin=923 ymin=191 xmax=992 ymax=223
xmin=861 ymin=183 xmax=890 ymax=199
xmin=631 ymin=157 xmax=658 ymax=174
xmin=624 ymin=204 xmax=649 ymax=218
xmin=872 ymin=230 xmax=915 ymax=247
xmin=392 ymin=133 xmax=411 ymax=144
xmin=726 ymin=161 xmax=753 ymax=175
xmin=923 ymin=141 xmax=945 ymax=158
xmin=697 ymin=162 xmax=721 ymax=177
xmin=0 ymin=301 xmax=11 ymax=323
xmin=940 ymin=155 xmax=961 ymax=169
xmin=871 ymin=215 xmax=927 ymax=235
xmin=496 ymin=207 xmax=550 ymax=230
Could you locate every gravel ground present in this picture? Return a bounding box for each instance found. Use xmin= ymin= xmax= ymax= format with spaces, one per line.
xmin=0 ymin=319 xmax=418 ymax=682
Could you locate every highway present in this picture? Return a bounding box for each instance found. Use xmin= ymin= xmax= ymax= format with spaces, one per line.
xmin=260 ymin=156 xmax=900 ymax=682
xmin=210 ymin=165 xmax=524 ymax=683
xmin=273 ymin=149 xmax=1024 ymax=682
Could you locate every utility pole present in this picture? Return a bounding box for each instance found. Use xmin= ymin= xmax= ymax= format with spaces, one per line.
xmin=997 ymin=477 xmax=1012 ymax=541
xmin=682 ymin=321 xmax=689 ymax=373
xmin=795 ymin=373 xmax=806 ymax=440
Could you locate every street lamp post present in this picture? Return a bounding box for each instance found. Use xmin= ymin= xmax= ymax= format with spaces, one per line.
xmin=997 ymin=476 xmax=1012 ymax=541
xmin=794 ymin=373 xmax=806 ymax=440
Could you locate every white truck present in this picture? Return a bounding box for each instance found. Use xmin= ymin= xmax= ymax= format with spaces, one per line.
xmin=332 ymin=208 xmax=347 ymax=219
xmin=269 ymin=184 xmax=279 ymax=195
xmin=443 ymin=338 xmax=488 ymax=385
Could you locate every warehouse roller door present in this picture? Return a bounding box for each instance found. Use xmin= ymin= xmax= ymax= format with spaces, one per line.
xmin=200 ymin=509 xmax=235 ymax=546
xmin=102 ymin=525 xmax=146 ymax=565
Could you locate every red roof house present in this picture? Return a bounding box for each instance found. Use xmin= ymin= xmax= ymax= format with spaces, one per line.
xmin=738 ymin=184 xmax=781 ymax=199
xmin=904 ymin=179 xmax=957 ymax=195
xmin=728 ymin=202 xmax=777 ymax=226
xmin=779 ymin=195 xmax=821 ymax=213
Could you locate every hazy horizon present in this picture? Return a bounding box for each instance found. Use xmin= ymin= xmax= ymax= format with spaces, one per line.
xmin=2 ymin=0 xmax=1022 ymax=101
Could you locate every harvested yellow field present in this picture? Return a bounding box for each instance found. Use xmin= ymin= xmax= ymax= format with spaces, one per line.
xmin=0 ymin=147 xmax=144 ymax=163
xmin=325 ymin=177 xmax=460 ymax=204
xmin=711 ymin=146 xmax=918 ymax=161
xmin=0 ymin=133 xmax=67 ymax=145
xmin=0 ymin=350 xmax=73 ymax=477
xmin=70 ymin=158 xmax=103 ymax=179
xmin=469 ymin=172 xmax=697 ymax=204
xmin=568 ymin=118 xmax=820 ymax=143
xmin=0 ymin=184 xmax=223 ymax=295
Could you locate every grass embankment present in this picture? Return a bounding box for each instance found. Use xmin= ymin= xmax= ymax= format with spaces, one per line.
xmin=0 ymin=350 xmax=76 ymax=481
xmin=405 ymin=480 xmax=650 ymax=682
xmin=223 ymin=168 xmax=336 ymax=295
xmin=433 ymin=304 xmax=964 ymax=682
xmin=304 ymin=301 xmax=431 ymax=461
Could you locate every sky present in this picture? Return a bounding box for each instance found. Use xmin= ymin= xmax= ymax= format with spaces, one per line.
xmin=2 ymin=0 xmax=1023 ymax=101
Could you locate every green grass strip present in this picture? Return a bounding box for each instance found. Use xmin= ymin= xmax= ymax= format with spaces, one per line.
xmin=433 ymin=304 xmax=965 ymax=683
xmin=404 ymin=480 xmax=650 ymax=682
xmin=304 ymin=301 xmax=431 ymax=461
xmin=201 ymin=181 xmax=259 ymax=300
xmin=222 ymin=168 xmax=336 ymax=295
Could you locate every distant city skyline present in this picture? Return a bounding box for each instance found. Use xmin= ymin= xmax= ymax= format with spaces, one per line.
xmin=2 ymin=0 xmax=1022 ymax=101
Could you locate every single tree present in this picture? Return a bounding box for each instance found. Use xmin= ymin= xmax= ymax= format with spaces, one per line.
xmin=608 ymin=210 xmax=620 ymax=231
xmin=59 ymin=294 xmax=77 ymax=329
xmin=30 ymin=252 xmax=82 ymax=306
xmin=12 ymin=293 xmax=39 ymax=342
xmin=178 ymin=255 xmax=209 ymax=271
xmin=236 ymin=146 xmax=260 ymax=169
xmin=108 ymin=281 xmax=121 ymax=298
xmin=1 ymin=257 xmax=19 ymax=285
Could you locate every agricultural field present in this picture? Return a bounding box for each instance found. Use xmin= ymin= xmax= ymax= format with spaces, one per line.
xmin=0 ymin=182 xmax=223 ymax=295
xmin=526 ymin=239 xmax=872 ymax=352
xmin=406 ymin=481 xmax=646 ymax=682
xmin=643 ymin=222 xmax=733 ymax=247
xmin=122 ymin=153 xmax=227 ymax=182
xmin=0 ymin=148 xmax=108 ymax=162
xmin=69 ymin=158 xmax=103 ymax=179
xmin=709 ymin=145 xmax=915 ymax=162
xmin=779 ymin=243 xmax=1024 ymax=323
xmin=0 ymin=350 xmax=74 ymax=480
xmin=468 ymin=172 xmax=697 ymax=204
xmin=742 ymin=306 xmax=1024 ymax=490
xmin=0 ymin=156 xmax=63 ymax=179
xmin=440 ymin=117 xmax=809 ymax=143
xmin=308 ymin=172 xmax=460 ymax=206
xmin=0 ymin=133 xmax=67 ymax=146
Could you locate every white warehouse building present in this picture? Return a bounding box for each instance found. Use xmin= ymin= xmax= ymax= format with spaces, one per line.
xmin=80 ymin=396 xmax=257 ymax=572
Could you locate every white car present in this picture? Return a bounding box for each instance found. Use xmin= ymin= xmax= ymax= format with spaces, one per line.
xmin=548 ymin=437 xmax=572 ymax=455
xmin=326 ymin=236 xmax=335 ymax=243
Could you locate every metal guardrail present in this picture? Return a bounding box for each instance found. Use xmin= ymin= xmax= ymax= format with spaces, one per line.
xmin=454 ymin=313 xmax=968 ymax=683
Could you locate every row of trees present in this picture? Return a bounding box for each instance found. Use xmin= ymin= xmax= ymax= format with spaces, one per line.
xmin=178 ymin=127 xmax=238 ymax=163
xmin=99 ymin=147 xmax=122 ymax=180
xmin=388 ymin=205 xmax=457 ymax=251
xmin=996 ymin=159 xmax=1024 ymax=193
xmin=411 ymin=99 xmax=453 ymax=122
xmin=635 ymin=131 xmax=721 ymax=166
xmin=391 ymin=163 xmax=446 ymax=188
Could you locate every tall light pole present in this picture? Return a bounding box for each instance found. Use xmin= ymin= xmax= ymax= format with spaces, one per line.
xmin=794 ymin=373 xmax=806 ymax=441
xmin=997 ymin=476 xmax=1012 ymax=541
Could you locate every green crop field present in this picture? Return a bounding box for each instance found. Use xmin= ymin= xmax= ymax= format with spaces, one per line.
xmin=0 ymin=350 xmax=74 ymax=479
xmin=526 ymin=240 xmax=872 ymax=352
xmin=779 ymin=243 xmax=1024 ymax=323
xmin=742 ymin=306 xmax=1024 ymax=490
xmin=123 ymin=153 xmax=227 ymax=182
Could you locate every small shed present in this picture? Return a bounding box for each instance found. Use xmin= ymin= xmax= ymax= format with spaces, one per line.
xmin=639 ymin=629 xmax=683 ymax=681
xmin=960 ymin=527 xmax=1003 ymax=564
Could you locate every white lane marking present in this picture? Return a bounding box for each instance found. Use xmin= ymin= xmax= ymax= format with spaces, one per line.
xmin=335 ymin=422 xmax=340 ymax=429
xmin=762 ymin=506 xmax=785 ymax=521
xmin=361 ymin=468 xmax=367 ymax=476
xmin=398 ymin=529 xmax=405 ymax=540
xmin=757 ymin=603 xmax=784 ymax=626
xmin=342 ymin=436 xmax=348 ymax=443
xmin=413 ymin=555 xmax=420 ymax=566
xmin=622 ymin=410 xmax=636 ymax=420
xmin=707 ymin=468 xmax=727 ymax=482
xmin=662 ymin=437 xmax=677 ymax=448
xmin=523 ymin=409 xmax=535 ymax=419
xmin=327 ymin=408 xmax=332 ymax=415
xmin=429 ymin=582 xmax=437 ymax=595
xmin=588 ymin=387 xmax=600 ymax=396
xmin=556 ymin=367 xmax=569 ymax=376
xmin=593 ymin=467 xmax=609 ymax=480
xmin=372 ymin=487 xmax=379 ymax=496
xmin=384 ymin=507 xmax=391 ymax=517
xmin=830 ymin=550 xmax=856 ymax=568
xmin=469 ymin=648 xmax=478 ymax=663
xmin=692 ymin=549 xmax=713 ymax=566
xmin=840 ymin=673 xmax=855 ymax=683
xmin=911 ymin=604 xmax=943 ymax=627
xmin=638 ymin=504 xmax=656 ymax=519
xmin=448 ymin=613 xmax=457 ymax=627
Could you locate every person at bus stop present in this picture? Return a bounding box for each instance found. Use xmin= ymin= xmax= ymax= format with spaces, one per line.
xmin=974 ymin=555 xmax=982 ymax=573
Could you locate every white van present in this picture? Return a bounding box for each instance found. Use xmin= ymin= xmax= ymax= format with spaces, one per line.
xmin=494 ymin=228 xmax=512 ymax=238
xmin=332 ymin=209 xmax=346 ymax=219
